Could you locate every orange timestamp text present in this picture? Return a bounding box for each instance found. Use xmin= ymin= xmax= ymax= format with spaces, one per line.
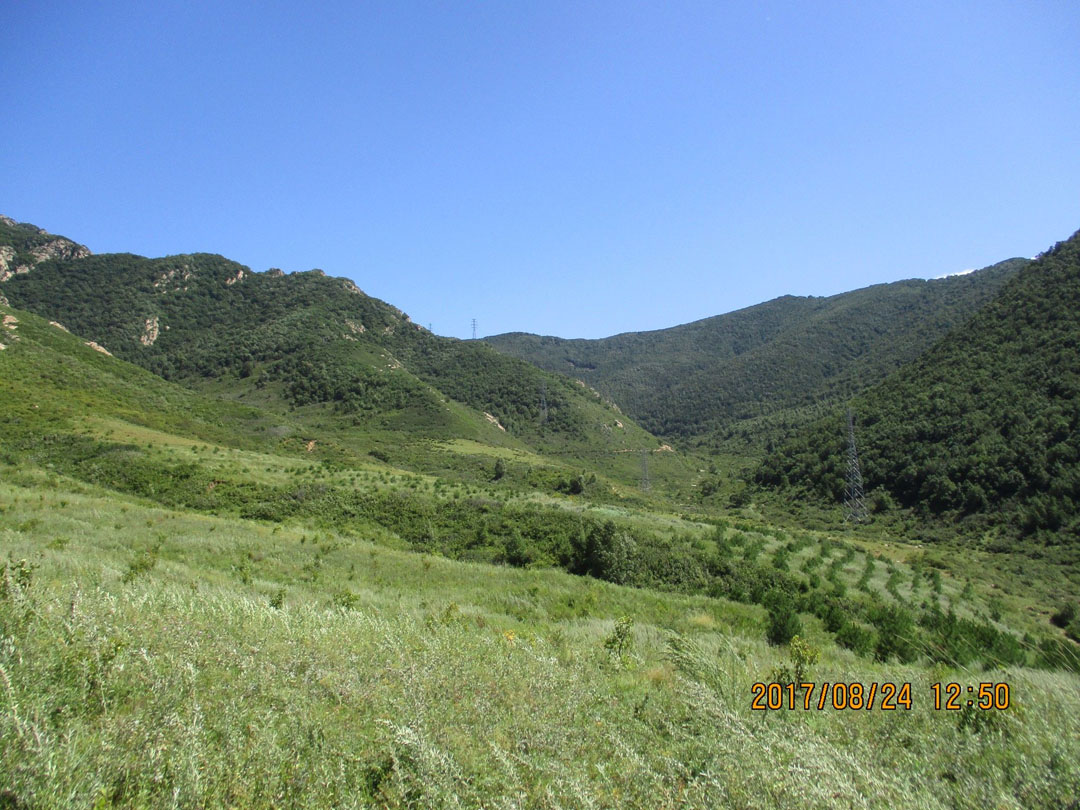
xmin=751 ymin=681 xmax=1011 ymax=711
xmin=751 ymin=681 xmax=913 ymax=711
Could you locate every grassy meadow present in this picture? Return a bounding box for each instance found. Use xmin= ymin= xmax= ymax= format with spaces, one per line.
xmin=3 ymin=470 xmax=1079 ymax=809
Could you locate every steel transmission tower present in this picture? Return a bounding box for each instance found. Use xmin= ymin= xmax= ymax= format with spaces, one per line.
xmin=539 ymin=382 xmax=548 ymax=423
xmin=844 ymin=409 xmax=868 ymax=523
xmin=471 ymin=319 xmax=477 ymax=340
xmin=640 ymin=449 xmax=651 ymax=491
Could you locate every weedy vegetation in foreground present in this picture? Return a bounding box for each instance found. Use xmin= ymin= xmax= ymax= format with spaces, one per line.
xmin=2 ymin=477 xmax=1078 ymax=809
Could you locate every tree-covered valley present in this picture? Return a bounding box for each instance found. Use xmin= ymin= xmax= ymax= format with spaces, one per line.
xmin=485 ymin=258 xmax=1026 ymax=451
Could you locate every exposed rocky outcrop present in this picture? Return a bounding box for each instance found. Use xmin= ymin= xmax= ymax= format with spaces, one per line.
xmin=483 ymin=412 xmax=506 ymax=432
xmin=2 ymin=313 xmax=19 ymax=346
xmin=0 ymin=217 xmax=91 ymax=281
xmin=154 ymin=265 xmax=194 ymax=293
xmin=30 ymin=238 xmax=91 ymax=264
xmin=0 ymin=246 xmax=16 ymax=282
xmin=140 ymin=315 xmax=160 ymax=346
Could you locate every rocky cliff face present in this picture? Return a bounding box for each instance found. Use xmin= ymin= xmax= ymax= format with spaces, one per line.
xmin=0 ymin=246 xmax=16 ymax=284
xmin=0 ymin=215 xmax=91 ymax=282
xmin=28 ymin=237 xmax=91 ymax=265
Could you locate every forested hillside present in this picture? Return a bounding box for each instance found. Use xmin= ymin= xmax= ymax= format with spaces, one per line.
xmin=757 ymin=230 xmax=1080 ymax=550
xmin=0 ymin=219 xmax=651 ymax=456
xmin=486 ymin=260 xmax=1025 ymax=447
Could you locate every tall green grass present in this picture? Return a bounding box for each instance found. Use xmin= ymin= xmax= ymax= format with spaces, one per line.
xmin=2 ymin=479 xmax=1078 ymax=808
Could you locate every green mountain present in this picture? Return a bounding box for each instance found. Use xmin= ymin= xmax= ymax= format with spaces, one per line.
xmin=0 ymin=218 xmax=661 ymax=466
xmin=0 ymin=298 xmax=684 ymax=569
xmin=485 ymin=260 xmax=1025 ymax=448
xmin=757 ymin=230 xmax=1080 ymax=551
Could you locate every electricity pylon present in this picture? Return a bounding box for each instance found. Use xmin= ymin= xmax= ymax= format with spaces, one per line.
xmin=844 ymin=409 xmax=868 ymax=523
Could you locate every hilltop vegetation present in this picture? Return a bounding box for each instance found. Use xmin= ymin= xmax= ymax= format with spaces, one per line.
xmin=0 ymin=215 xmax=90 ymax=269
xmin=486 ymin=260 xmax=1024 ymax=449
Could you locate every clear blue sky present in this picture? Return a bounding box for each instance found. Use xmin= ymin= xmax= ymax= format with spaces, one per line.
xmin=3 ymin=1 xmax=1078 ymax=339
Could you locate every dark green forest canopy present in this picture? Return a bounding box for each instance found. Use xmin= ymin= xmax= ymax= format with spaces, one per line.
xmin=757 ymin=230 xmax=1080 ymax=546
xmin=485 ymin=260 xmax=1025 ymax=447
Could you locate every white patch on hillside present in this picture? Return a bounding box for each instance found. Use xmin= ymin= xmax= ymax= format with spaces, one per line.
xmin=2 ymin=314 xmax=20 ymax=342
xmin=140 ymin=315 xmax=160 ymax=346
xmin=934 ymin=268 xmax=976 ymax=279
xmin=154 ymin=265 xmax=194 ymax=294
xmin=0 ymin=246 xmax=15 ymax=282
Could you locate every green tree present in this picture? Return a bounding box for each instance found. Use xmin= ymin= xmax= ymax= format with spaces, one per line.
xmin=582 ymin=521 xmax=638 ymax=585
xmin=765 ymin=589 xmax=801 ymax=646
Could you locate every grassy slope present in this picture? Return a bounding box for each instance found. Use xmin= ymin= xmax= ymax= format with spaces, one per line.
xmin=485 ymin=260 xmax=1025 ymax=447
xmin=0 ymin=304 xmax=699 ymax=546
xmin=2 ymin=472 xmax=1078 ymax=809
